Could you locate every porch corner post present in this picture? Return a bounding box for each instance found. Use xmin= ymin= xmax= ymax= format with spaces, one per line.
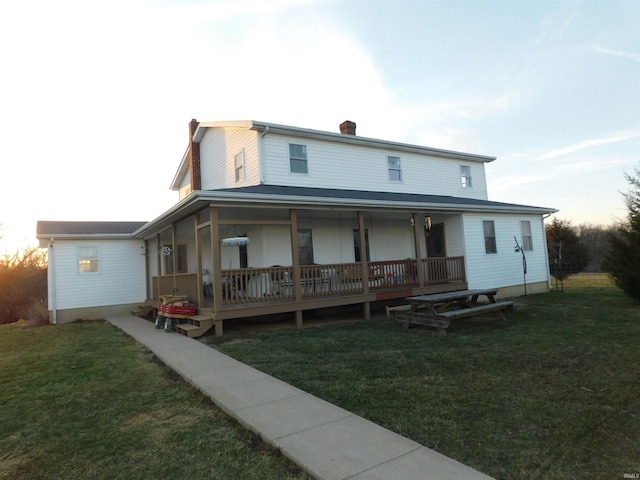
xmin=195 ymin=214 xmax=203 ymax=308
xmin=171 ymin=224 xmax=178 ymax=290
xmin=144 ymin=239 xmax=151 ymax=300
xmin=155 ymin=234 xmax=161 ymax=300
xmin=289 ymin=209 xmax=304 ymax=328
xmin=210 ymin=207 xmax=223 ymax=311
xmin=413 ymin=212 xmax=425 ymax=287
xmin=357 ymin=211 xmax=369 ymax=295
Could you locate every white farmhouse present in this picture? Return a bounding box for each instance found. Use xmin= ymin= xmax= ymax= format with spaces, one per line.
xmin=37 ymin=119 xmax=556 ymax=334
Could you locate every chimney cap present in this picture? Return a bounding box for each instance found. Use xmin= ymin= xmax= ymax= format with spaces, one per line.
xmin=339 ymin=120 xmax=356 ymax=135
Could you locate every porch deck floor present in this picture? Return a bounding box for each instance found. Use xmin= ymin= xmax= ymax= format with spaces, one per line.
xmin=108 ymin=314 xmax=493 ymax=480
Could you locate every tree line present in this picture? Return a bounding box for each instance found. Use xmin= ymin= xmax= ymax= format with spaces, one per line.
xmin=546 ymin=164 xmax=640 ymax=302
xmin=0 ymin=225 xmax=48 ymax=325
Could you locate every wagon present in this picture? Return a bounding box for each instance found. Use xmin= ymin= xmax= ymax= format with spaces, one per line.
xmin=155 ymin=293 xmax=197 ymax=332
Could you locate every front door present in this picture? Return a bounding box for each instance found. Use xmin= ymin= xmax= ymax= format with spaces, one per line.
xmin=427 ymin=223 xmax=446 ymax=257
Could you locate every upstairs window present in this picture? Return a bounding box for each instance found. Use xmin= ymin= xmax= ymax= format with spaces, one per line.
xmin=521 ymin=221 xmax=533 ymax=251
xmin=78 ymin=246 xmax=99 ymax=274
xmin=234 ymin=150 xmax=245 ymax=182
xmin=483 ymin=220 xmax=497 ymax=254
xmin=289 ymin=144 xmax=308 ymax=174
xmin=388 ymin=155 xmax=402 ymax=182
xmin=460 ymin=165 xmax=472 ymax=188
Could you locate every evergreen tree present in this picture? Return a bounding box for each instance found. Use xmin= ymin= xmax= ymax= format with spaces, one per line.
xmin=605 ymin=165 xmax=640 ymax=301
xmin=546 ymin=218 xmax=591 ymax=280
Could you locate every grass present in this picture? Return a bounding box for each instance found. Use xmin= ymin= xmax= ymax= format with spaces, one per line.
xmin=204 ymin=286 xmax=640 ymax=480
xmin=0 ymin=321 xmax=310 ymax=480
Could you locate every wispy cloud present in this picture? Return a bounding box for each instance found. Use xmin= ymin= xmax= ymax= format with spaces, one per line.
xmin=595 ymin=46 xmax=640 ymax=63
xmin=487 ymin=174 xmax=552 ymax=197
xmin=536 ymin=130 xmax=640 ymax=161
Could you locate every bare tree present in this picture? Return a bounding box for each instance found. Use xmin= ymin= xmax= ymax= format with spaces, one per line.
xmin=0 ymin=247 xmax=48 ymax=324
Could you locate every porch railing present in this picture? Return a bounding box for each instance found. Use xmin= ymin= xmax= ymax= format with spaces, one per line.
xmin=151 ymin=256 xmax=466 ymax=306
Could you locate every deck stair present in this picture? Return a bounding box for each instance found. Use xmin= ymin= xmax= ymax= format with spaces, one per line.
xmin=131 ymin=304 xmax=156 ymax=319
xmin=175 ymin=314 xmax=219 ymax=338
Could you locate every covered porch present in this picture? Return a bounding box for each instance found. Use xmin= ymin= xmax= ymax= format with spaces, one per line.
xmin=139 ymin=192 xmax=468 ymax=335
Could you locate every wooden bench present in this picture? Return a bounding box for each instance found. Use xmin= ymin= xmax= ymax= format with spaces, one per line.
xmin=395 ymin=301 xmax=514 ymax=335
xmin=385 ymin=304 xmax=412 ymax=317
xmin=437 ymin=301 xmax=514 ymax=322
xmin=395 ymin=311 xmax=451 ymax=335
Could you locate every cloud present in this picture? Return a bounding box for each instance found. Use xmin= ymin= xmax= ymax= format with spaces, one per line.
xmin=535 ymin=130 xmax=640 ymax=161
xmin=487 ymin=174 xmax=552 ymax=197
xmin=594 ymin=46 xmax=640 ymax=63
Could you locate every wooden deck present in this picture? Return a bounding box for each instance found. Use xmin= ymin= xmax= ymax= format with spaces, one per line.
xmin=147 ymin=256 xmax=467 ymax=336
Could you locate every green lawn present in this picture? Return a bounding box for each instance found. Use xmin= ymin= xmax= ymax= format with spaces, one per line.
xmin=205 ymin=286 xmax=640 ymax=480
xmin=0 ymin=321 xmax=310 ymax=480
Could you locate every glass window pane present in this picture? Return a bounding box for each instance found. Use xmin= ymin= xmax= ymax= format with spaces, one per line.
xmin=290 ymin=159 xmax=308 ymax=174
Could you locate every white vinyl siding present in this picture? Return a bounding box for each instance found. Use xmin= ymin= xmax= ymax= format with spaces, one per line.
xmin=178 ymin=171 xmax=191 ymax=200
xmin=199 ymin=127 xmax=259 ymax=189
xmin=462 ymin=214 xmax=549 ymax=290
xmin=261 ymin=133 xmax=488 ymax=200
xmin=49 ymin=239 xmax=146 ymax=310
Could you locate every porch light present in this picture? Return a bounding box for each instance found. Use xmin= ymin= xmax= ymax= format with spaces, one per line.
xmin=425 ymin=216 xmax=432 ymax=231
xmin=221 ymin=236 xmax=250 ymax=247
xmin=409 ymin=217 xmax=415 ymax=227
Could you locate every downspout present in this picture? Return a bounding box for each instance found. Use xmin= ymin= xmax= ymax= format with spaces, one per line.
xmin=542 ymin=214 xmax=553 ymax=289
xmin=258 ymin=125 xmax=269 ymax=184
xmin=49 ymin=238 xmax=57 ymax=324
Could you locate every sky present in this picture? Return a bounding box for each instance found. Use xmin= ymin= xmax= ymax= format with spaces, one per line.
xmin=1 ymin=0 xmax=638 ymax=254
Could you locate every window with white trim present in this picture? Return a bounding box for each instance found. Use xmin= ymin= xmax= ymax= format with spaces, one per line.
xmin=78 ymin=246 xmax=99 ymax=274
xmin=460 ymin=165 xmax=472 ymax=188
xmin=234 ymin=150 xmax=245 ymax=182
xmin=483 ymin=221 xmax=497 ymax=254
xmin=289 ymin=144 xmax=308 ymax=174
xmin=521 ymin=220 xmax=533 ymax=251
xmin=388 ymin=155 xmax=402 ymax=182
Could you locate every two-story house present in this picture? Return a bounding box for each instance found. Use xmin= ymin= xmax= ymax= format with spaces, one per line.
xmin=37 ymin=119 xmax=556 ymax=335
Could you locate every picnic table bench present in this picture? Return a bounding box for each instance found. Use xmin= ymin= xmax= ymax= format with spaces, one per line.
xmin=396 ymin=289 xmax=514 ymax=334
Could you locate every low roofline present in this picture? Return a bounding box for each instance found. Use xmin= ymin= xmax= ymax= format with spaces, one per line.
xmin=36 ymin=221 xmax=147 ymax=241
xmin=133 ymin=186 xmax=557 ymax=239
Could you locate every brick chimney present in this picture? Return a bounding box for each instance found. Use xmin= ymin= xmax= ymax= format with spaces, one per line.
xmin=339 ymin=120 xmax=356 ymax=135
xmin=188 ymin=119 xmax=201 ymax=191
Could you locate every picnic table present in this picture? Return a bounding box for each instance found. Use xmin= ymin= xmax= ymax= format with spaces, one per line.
xmin=396 ymin=288 xmax=514 ymax=334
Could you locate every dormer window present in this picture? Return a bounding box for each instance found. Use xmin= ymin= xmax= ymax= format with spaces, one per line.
xmin=289 ymin=144 xmax=308 ymax=174
xmin=460 ymin=165 xmax=472 ymax=188
xmin=388 ymin=155 xmax=402 ymax=182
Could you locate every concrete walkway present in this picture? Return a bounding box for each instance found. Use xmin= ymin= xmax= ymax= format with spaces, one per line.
xmin=108 ymin=314 xmax=494 ymax=480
